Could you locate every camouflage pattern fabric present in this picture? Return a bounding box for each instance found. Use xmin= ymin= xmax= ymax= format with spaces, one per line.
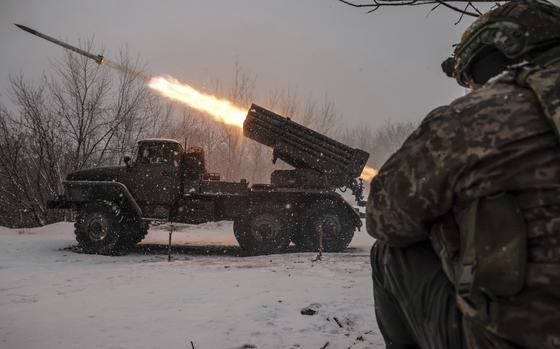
xmin=367 ymin=55 xmax=560 ymax=348
xmin=371 ymin=240 xmax=464 ymax=349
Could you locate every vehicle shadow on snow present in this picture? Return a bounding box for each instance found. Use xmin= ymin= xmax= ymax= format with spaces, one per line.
xmin=61 ymin=244 xmax=362 ymax=257
xmin=62 ymin=244 xmax=242 ymax=256
xmin=136 ymin=243 xmax=243 ymax=256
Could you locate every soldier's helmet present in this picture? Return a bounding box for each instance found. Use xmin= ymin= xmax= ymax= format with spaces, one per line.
xmin=443 ymin=0 xmax=560 ymax=87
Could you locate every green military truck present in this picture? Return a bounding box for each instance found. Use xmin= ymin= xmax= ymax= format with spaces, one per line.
xmin=48 ymin=104 xmax=370 ymax=255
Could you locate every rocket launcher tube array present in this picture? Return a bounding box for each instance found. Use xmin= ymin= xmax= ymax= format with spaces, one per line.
xmin=243 ymin=104 xmax=370 ymax=180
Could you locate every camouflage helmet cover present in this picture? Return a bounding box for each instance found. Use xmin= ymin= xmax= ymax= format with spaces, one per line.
xmin=450 ymin=0 xmax=560 ymax=86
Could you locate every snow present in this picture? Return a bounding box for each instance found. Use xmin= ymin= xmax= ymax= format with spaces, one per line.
xmin=0 ymin=222 xmax=383 ymax=349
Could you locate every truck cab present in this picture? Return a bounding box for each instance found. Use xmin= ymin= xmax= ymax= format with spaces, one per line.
xmin=50 ymin=138 xmax=251 ymax=254
xmin=128 ymin=139 xmax=183 ymax=218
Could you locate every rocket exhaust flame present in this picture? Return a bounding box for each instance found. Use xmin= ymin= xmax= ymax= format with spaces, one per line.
xmin=360 ymin=166 xmax=378 ymax=182
xmin=148 ymin=76 xmax=247 ymax=128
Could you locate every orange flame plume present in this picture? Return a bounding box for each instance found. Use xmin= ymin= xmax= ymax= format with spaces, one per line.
xmin=148 ymin=76 xmax=247 ymax=128
xmin=360 ymin=166 xmax=378 ymax=182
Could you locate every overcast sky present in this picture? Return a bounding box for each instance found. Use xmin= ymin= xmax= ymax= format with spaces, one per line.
xmin=2 ymin=0 xmax=557 ymax=129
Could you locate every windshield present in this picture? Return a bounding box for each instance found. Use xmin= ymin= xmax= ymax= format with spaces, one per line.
xmin=136 ymin=142 xmax=180 ymax=165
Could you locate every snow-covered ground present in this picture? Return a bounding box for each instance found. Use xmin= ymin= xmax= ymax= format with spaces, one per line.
xmin=0 ymin=222 xmax=383 ymax=349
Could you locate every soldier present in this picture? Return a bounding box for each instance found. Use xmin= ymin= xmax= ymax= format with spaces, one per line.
xmin=366 ymin=0 xmax=560 ymax=348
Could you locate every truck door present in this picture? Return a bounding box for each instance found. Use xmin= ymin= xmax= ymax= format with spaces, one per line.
xmin=130 ymin=141 xmax=182 ymax=218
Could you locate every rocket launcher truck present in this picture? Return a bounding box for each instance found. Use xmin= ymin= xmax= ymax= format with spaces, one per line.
xmin=48 ymin=104 xmax=370 ymax=255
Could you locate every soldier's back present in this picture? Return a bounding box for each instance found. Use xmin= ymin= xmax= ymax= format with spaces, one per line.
xmin=442 ymin=59 xmax=560 ymax=348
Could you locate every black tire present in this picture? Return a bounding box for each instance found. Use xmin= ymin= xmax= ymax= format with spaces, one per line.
xmin=116 ymin=216 xmax=149 ymax=250
xmin=233 ymin=205 xmax=291 ymax=255
xmin=294 ymin=200 xmax=355 ymax=252
xmin=74 ymin=201 xmax=125 ymax=254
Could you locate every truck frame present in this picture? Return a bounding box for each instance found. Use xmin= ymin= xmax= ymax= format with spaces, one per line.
xmin=48 ymin=104 xmax=370 ymax=255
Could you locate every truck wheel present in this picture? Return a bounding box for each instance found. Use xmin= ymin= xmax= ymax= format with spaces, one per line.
xmin=295 ymin=200 xmax=355 ymax=252
xmin=116 ymin=216 xmax=148 ymax=250
xmin=234 ymin=206 xmax=290 ymax=255
xmin=75 ymin=201 xmax=124 ymax=254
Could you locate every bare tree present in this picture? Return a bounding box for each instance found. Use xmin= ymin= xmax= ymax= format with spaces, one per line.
xmin=0 ymin=97 xmax=64 ymax=226
xmin=342 ymin=119 xmax=417 ymax=167
xmin=337 ymin=0 xmax=495 ymax=20
xmin=47 ymin=42 xmax=163 ymax=169
xmin=0 ymin=40 xmax=166 ymax=227
xmin=315 ymin=95 xmax=339 ymax=136
xmin=223 ymin=62 xmax=255 ymax=180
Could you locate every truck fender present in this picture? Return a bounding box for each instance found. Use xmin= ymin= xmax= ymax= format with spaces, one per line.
xmin=339 ymin=199 xmax=363 ymax=230
xmin=62 ymin=180 xmax=142 ymax=217
xmin=309 ymin=192 xmax=363 ymax=230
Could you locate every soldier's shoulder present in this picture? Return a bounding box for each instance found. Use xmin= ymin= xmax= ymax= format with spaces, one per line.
xmin=447 ymin=70 xmax=542 ymax=122
xmin=452 ymin=72 xmax=519 ymax=108
xmin=418 ymin=74 xmax=521 ymax=127
xmin=420 ymin=105 xmax=457 ymax=126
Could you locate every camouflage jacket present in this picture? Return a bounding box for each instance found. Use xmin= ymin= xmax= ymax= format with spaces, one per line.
xmin=367 ymin=53 xmax=560 ymax=347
